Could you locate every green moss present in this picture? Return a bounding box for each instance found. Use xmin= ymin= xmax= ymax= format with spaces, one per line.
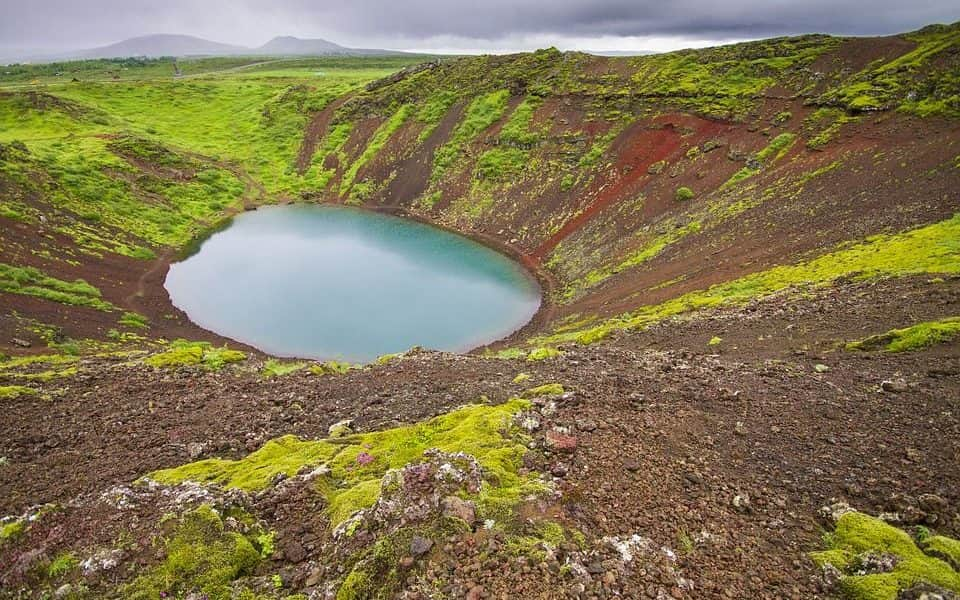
xmin=122 ymin=505 xmax=262 ymax=600
xmin=432 ymin=89 xmax=510 ymax=180
xmin=512 ymin=372 xmax=531 ymax=384
xmin=521 ymin=383 xmax=564 ymax=398
xmin=261 ymin=359 xmax=307 ymax=377
xmin=925 ymin=536 xmax=960 ymax=569
xmin=562 ymin=221 xmax=702 ymax=301
xmin=0 ymin=519 xmax=26 ymax=544
xmin=846 ymin=317 xmax=960 ymax=353
xmin=812 ymin=512 xmax=960 ymax=600
xmin=708 ymin=336 xmax=723 ymax=346
xmin=144 ymin=340 xmax=246 ymax=370
xmin=526 ymin=346 xmax=562 ymax=361
xmin=0 ymin=263 xmax=113 ymax=311
xmin=575 ymin=327 xmax=610 ymax=345
xmin=47 ymin=552 xmax=79 ymax=579
xmin=488 ymin=347 xmax=527 ymax=360
xmin=0 ymin=385 xmax=36 ymax=400
xmin=375 ymin=352 xmax=403 ymax=365
xmin=415 ymin=90 xmax=458 ymax=142
xmin=721 ymin=133 xmax=796 ymax=190
xmin=675 ymin=186 xmax=695 ymax=201
xmin=337 ymin=569 xmax=372 ymax=600
xmin=150 ymin=400 xmax=537 ymax=528
xmin=144 ymin=345 xmax=203 ymax=368
xmin=118 ymin=311 xmax=149 ymax=329
xmin=476 ymin=146 xmax=530 ymax=181
xmin=308 ymin=360 xmax=354 ymax=376
xmin=340 ymin=103 xmax=413 ymax=195
xmin=773 ymin=111 xmax=792 ymax=124
xmin=542 ymin=213 xmax=960 ymax=345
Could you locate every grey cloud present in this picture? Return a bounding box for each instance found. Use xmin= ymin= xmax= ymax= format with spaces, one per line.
xmin=0 ymin=0 xmax=957 ymax=52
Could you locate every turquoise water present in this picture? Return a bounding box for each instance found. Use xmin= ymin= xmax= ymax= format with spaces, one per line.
xmin=165 ymin=205 xmax=541 ymax=362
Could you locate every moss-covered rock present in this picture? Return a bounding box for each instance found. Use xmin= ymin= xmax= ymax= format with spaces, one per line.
xmin=812 ymin=512 xmax=960 ymax=600
xmin=122 ymin=505 xmax=263 ymax=600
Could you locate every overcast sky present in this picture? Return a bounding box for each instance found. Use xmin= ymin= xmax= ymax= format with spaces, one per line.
xmin=0 ymin=0 xmax=957 ymax=55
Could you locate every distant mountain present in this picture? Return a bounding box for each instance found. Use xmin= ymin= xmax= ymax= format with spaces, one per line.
xmin=255 ymin=36 xmax=348 ymax=55
xmin=7 ymin=34 xmax=408 ymax=64
xmin=75 ymin=34 xmax=248 ymax=59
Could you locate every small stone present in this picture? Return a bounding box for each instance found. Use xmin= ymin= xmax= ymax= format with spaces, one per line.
xmin=575 ymin=419 xmax=597 ymax=432
xmin=734 ymin=421 xmax=747 ymax=436
xmin=905 ymin=448 xmax=923 ymax=463
xmin=282 ymin=539 xmax=306 ymax=563
xmin=604 ymin=571 xmax=617 ymax=584
xmin=732 ymin=493 xmax=752 ymax=513
xmin=551 ymin=463 xmax=568 ymax=477
xmin=466 ymin=585 xmax=484 ymax=600
xmin=328 ymin=419 xmax=354 ymax=438
xmin=918 ymin=493 xmax=948 ymax=513
xmin=410 ymin=535 xmax=434 ymax=557
xmin=10 ymin=338 xmax=30 ymax=348
xmin=441 ymin=496 xmax=476 ymax=524
xmin=305 ymin=567 xmax=324 ymax=587
xmin=399 ymin=556 xmax=415 ymax=569
xmin=623 ymin=458 xmax=641 ymax=472
xmin=881 ymin=379 xmax=908 ymax=393
xmin=186 ymin=442 xmax=205 ymax=459
xmin=813 ymin=363 xmax=830 ymax=373
xmin=54 ymin=584 xmax=72 ymax=599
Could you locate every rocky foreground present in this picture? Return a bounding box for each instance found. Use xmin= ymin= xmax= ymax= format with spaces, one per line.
xmin=1 ymin=276 xmax=958 ymax=599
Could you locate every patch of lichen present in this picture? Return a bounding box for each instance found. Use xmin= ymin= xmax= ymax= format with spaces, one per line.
xmin=539 ymin=213 xmax=960 ymax=346
xmin=143 ymin=340 xmax=246 ymax=370
xmin=149 ymin=400 xmax=538 ymax=528
xmin=845 ymin=316 xmax=960 ymax=352
xmin=122 ymin=505 xmax=266 ymax=600
xmin=811 ymin=512 xmax=960 ymax=600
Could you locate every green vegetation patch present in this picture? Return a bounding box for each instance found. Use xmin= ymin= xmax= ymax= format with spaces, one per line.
xmin=846 ymin=316 xmax=960 ymax=352
xmin=0 ymin=519 xmax=26 ymax=544
xmin=432 ymin=89 xmax=510 ymax=180
xmin=811 ymin=511 xmax=960 ymax=600
xmin=721 ymin=133 xmax=796 ymax=190
xmin=122 ymin=505 xmax=266 ymax=600
xmin=542 ymin=213 xmax=960 ymax=345
xmin=816 ymin=23 xmax=960 ymax=117
xmin=149 ymin=399 xmax=537 ymax=527
xmin=144 ymin=340 xmax=246 ymax=370
xmin=340 ymin=103 xmax=413 ymax=196
xmin=0 ymin=263 xmax=113 ymax=311
xmin=261 ymin=359 xmax=307 ymax=377
xmin=0 ymin=385 xmax=37 ymax=400
xmin=119 ymin=311 xmax=150 ymax=329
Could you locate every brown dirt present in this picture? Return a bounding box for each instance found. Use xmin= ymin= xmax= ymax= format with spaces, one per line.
xmin=1 ymin=275 xmax=957 ymax=598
